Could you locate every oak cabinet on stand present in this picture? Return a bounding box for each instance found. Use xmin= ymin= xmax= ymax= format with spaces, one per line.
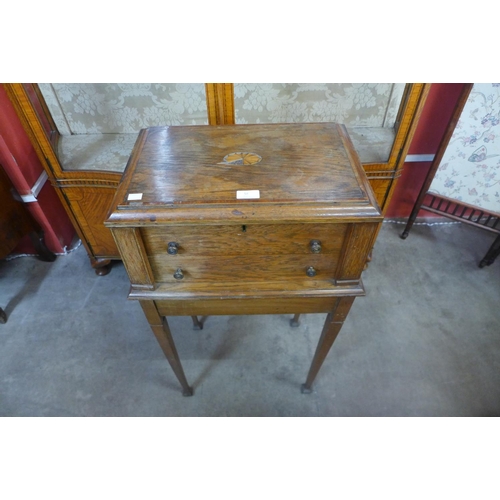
xmin=105 ymin=123 xmax=383 ymax=395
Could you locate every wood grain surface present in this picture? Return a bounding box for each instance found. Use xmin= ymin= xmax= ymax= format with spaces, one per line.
xmin=140 ymin=223 xmax=348 ymax=256
xmin=128 ymin=279 xmax=365 ymax=300
xmin=64 ymin=186 xmax=120 ymax=258
xmin=119 ymin=124 xmax=367 ymax=207
xmin=111 ymin=228 xmax=154 ymax=288
xmin=155 ymin=297 xmax=340 ymax=316
xmin=106 ymin=121 xmax=383 ymax=394
xmin=147 ymin=253 xmax=340 ymax=283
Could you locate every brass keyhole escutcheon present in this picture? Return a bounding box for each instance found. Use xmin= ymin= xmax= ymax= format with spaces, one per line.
xmin=310 ymin=240 xmax=322 ymax=253
xmin=306 ymin=266 xmax=317 ymax=277
xmin=167 ymin=242 xmax=179 ymax=255
xmin=173 ymin=268 xmax=184 ymax=280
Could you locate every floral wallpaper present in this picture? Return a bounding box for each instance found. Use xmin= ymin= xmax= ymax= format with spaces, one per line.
xmin=233 ymin=83 xmax=405 ymax=127
xmin=38 ymin=83 xmax=208 ymax=134
xmin=430 ymin=83 xmax=500 ymax=215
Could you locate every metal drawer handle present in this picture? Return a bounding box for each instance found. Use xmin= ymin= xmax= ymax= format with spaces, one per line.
xmin=167 ymin=242 xmax=179 ymax=255
xmin=310 ymin=240 xmax=322 ymax=253
xmin=173 ymin=268 xmax=184 ymax=280
xmin=306 ymin=266 xmax=317 ymax=277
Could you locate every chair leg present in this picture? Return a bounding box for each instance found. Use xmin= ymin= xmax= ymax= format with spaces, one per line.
xmin=29 ymin=230 xmax=56 ymax=262
xmin=479 ymin=234 xmax=500 ymax=268
xmin=191 ymin=316 xmax=203 ymax=330
xmin=290 ymin=314 xmax=301 ymax=327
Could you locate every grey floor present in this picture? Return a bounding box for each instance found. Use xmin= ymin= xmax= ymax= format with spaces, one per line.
xmin=1 ymin=222 xmax=499 ymax=417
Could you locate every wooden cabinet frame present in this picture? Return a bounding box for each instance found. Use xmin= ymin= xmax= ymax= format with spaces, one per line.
xmin=3 ymin=83 xmax=430 ymax=274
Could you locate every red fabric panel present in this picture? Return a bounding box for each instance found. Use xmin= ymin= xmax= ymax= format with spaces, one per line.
xmin=0 ymin=85 xmax=75 ymax=254
xmin=387 ymin=83 xmax=469 ymax=218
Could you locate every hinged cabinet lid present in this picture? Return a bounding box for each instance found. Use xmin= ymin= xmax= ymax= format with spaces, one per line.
xmin=108 ymin=123 xmax=382 ymax=224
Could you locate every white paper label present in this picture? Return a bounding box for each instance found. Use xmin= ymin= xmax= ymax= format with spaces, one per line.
xmin=127 ymin=193 xmax=143 ymax=201
xmin=236 ymin=190 xmax=260 ymax=199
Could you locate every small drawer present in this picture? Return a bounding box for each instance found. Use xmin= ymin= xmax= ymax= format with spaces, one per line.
xmin=147 ymin=253 xmax=339 ymax=283
xmin=140 ymin=223 xmax=348 ymax=257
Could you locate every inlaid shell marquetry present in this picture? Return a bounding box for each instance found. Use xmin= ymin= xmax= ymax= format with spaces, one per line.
xmin=219 ymin=152 xmax=262 ymax=165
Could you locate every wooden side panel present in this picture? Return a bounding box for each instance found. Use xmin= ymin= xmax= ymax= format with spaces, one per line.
xmin=155 ymin=296 xmax=339 ymax=316
xmin=111 ymin=227 xmax=154 ymax=288
xmin=367 ymin=178 xmax=392 ymax=208
xmin=63 ymin=186 xmax=119 ymax=257
xmin=336 ymin=222 xmax=380 ymax=281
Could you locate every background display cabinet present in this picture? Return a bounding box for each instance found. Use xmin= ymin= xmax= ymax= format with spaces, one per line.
xmin=4 ymin=83 xmax=430 ymax=274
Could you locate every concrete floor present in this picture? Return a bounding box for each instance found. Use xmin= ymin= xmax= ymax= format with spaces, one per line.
xmin=1 ymin=221 xmax=499 ymax=416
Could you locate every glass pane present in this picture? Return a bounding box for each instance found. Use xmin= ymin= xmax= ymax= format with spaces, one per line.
xmin=37 ymin=83 xmax=209 ymax=172
xmin=234 ymin=83 xmax=406 ymax=163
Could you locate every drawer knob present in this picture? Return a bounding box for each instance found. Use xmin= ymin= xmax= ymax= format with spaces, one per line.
xmin=173 ymin=268 xmax=184 ymax=280
xmin=306 ymin=266 xmax=317 ymax=277
xmin=167 ymin=242 xmax=179 ymax=255
xmin=310 ymin=240 xmax=322 ymax=253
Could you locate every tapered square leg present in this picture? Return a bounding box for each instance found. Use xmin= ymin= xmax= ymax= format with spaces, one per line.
xmin=191 ymin=315 xmax=203 ymax=330
xmin=290 ymin=313 xmax=301 ymax=327
xmin=301 ymin=296 xmax=355 ymax=393
xmin=140 ymin=301 xmax=193 ymax=396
